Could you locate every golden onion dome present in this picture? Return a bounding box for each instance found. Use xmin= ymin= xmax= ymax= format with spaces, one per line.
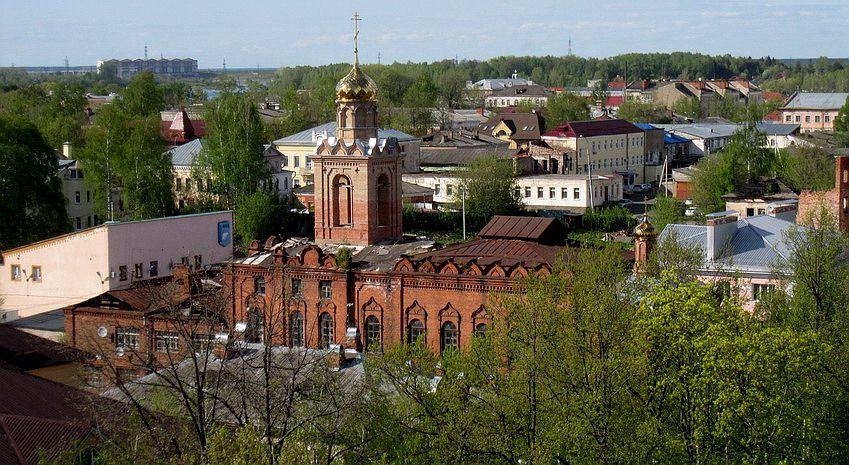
xmin=336 ymin=59 xmax=377 ymax=102
xmin=634 ymin=215 xmax=657 ymax=239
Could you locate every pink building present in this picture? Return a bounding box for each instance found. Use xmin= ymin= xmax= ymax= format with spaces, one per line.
xmin=657 ymin=205 xmax=800 ymax=310
xmin=780 ymin=92 xmax=848 ymax=132
xmin=1 ymin=211 xmax=233 ymax=321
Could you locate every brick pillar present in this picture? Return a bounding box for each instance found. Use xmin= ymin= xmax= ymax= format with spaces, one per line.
xmin=836 ymin=156 xmax=849 ymax=233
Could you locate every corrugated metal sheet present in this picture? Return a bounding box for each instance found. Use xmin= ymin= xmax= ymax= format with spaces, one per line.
xmin=783 ymin=92 xmax=849 ymax=110
xmin=478 ymin=216 xmax=557 ymax=241
xmin=273 ymin=121 xmax=417 ymax=145
xmin=167 ymin=138 xmax=203 ymax=167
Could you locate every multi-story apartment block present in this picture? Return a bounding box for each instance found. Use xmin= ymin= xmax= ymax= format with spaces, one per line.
xmin=539 ymin=119 xmax=647 ymax=185
xmin=97 ymin=58 xmax=198 ymax=80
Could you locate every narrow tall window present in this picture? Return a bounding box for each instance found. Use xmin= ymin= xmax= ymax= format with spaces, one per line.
xmin=291 ymin=278 xmax=302 ymax=297
xmin=149 ymin=261 xmax=158 ymax=277
xmin=10 ymin=265 xmax=21 ymax=281
xmin=290 ymin=311 xmax=304 ymax=347
xmin=254 ymin=276 xmax=266 ymax=295
xmin=365 ymin=315 xmax=381 ymax=351
xmin=30 ymin=266 xmax=42 ymax=282
xmin=320 ymin=312 xmax=334 ymax=348
xmin=441 ymin=321 xmax=458 ymax=352
xmin=474 ymin=323 xmax=488 ymax=337
xmin=408 ymin=319 xmax=425 ymax=344
xmin=246 ymin=308 xmax=264 ymax=344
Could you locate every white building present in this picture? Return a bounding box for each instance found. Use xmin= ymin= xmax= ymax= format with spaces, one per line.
xmin=402 ymin=172 xmax=622 ymax=211
xmin=0 ymin=211 xmax=233 ymax=321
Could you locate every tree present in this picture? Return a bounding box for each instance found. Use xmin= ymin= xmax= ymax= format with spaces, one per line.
xmin=780 ymin=145 xmax=835 ymax=192
xmin=671 ymin=96 xmax=702 ymax=119
xmin=0 ymin=115 xmax=70 ymax=249
xmin=543 ymin=92 xmax=590 ymax=126
xmin=234 ymin=191 xmax=280 ymax=245
xmin=616 ymin=99 xmax=670 ymax=123
xmin=194 ymin=91 xmax=268 ymax=210
xmin=834 ymin=95 xmax=849 ymax=147
xmin=118 ymin=71 xmax=164 ymax=117
xmin=455 ymin=154 xmax=522 ymax=229
xmin=78 ymin=105 xmax=175 ymax=220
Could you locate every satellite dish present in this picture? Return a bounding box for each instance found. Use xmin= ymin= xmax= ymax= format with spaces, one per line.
xmin=115 ymin=346 xmax=125 ymax=357
xmin=97 ymin=326 xmax=108 ymax=338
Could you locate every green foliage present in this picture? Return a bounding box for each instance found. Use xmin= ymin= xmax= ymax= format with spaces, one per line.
xmin=79 ymin=105 xmax=175 ymax=220
xmin=335 ymin=246 xmax=352 ymax=270
xmin=0 ymin=115 xmax=70 ymax=249
xmin=455 ymin=154 xmax=522 ymax=228
xmin=780 ymin=145 xmax=835 ymax=192
xmin=649 ymin=195 xmax=683 ymax=232
xmin=617 ymin=98 xmax=671 ymax=123
xmin=234 ymin=191 xmax=280 ymax=245
xmin=582 ymin=206 xmax=636 ymax=232
xmin=543 ymin=91 xmax=590 ymax=125
xmin=118 ymin=72 xmax=164 ymax=117
xmin=195 ymin=91 xmax=268 ymax=210
xmin=834 ymin=95 xmax=849 ymax=147
xmin=691 ymin=124 xmax=777 ymax=213
xmin=671 ymin=96 xmax=702 ymax=118
xmin=0 ymin=81 xmax=88 ymax=149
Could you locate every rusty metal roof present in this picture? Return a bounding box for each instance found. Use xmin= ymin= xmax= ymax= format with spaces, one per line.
xmin=477 ymin=215 xmax=560 ymax=241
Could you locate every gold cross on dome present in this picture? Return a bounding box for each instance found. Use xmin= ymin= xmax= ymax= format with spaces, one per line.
xmin=351 ymin=12 xmax=361 ymax=55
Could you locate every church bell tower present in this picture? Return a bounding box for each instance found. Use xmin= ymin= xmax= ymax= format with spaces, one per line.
xmin=311 ymin=13 xmax=404 ymax=246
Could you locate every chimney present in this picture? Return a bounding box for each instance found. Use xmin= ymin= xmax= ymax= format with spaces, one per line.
xmin=325 ymin=344 xmax=345 ymax=371
xmin=705 ymin=211 xmax=738 ymax=261
xmin=173 ymin=264 xmax=192 ymax=299
xmin=248 ymin=240 xmax=264 ymax=255
xmin=62 ymin=141 xmax=73 ymax=158
xmin=767 ymin=201 xmax=797 ymax=222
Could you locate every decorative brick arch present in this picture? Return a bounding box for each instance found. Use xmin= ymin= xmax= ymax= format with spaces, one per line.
xmin=322 ymin=255 xmax=337 ymax=269
xmin=465 ymin=262 xmax=483 ymax=276
xmin=440 ymin=261 xmax=459 ymax=275
xmin=510 ymin=265 xmax=529 ymax=278
xmin=362 ymin=297 xmax=383 ymax=315
xmin=394 ymin=258 xmax=414 ymax=272
xmin=535 ymin=265 xmax=551 ymax=278
xmin=438 ymin=303 xmax=460 ymax=324
xmin=301 ymin=246 xmax=322 ymax=266
xmin=418 ymin=260 xmax=436 ymax=273
xmin=486 ymin=263 xmax=506 ymax=277
xmin=406 ymin=300 xmax=427 ymax=321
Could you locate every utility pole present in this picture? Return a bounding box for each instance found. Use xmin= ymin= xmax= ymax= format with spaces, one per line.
xmin=377 ymin=52 xmax=381 ymax=65
xmin=568 ymin=36 xmax=572 ymax=56
xmin=461 ymin=187 xmax=467 ymax=240
xmin=144 ymin=43 xmax=148 ymax=60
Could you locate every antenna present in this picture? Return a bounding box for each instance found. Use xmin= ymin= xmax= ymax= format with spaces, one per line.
xmin=144 ymin=43 xmax=148 ymax=59
xmin=568 ymin=36 xmax=572 ymax=56
xmin=377 ymin=52 xmax=381 ymax=65
xmin=222 ymin=58 xmax=227 ymax=72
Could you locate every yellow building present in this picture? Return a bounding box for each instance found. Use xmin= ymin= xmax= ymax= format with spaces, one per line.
xmin=540 ymin=119 xmax=646 ymax=186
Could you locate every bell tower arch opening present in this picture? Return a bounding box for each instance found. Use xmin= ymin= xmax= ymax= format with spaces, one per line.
xmin=333 ymin=174 xmax=353 ymax=227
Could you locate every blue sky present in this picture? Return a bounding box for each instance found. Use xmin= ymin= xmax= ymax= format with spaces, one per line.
xmin=1 ymin=0 xmax=847 ymax=68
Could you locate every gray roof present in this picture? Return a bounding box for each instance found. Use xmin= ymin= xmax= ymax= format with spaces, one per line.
xmin=755 ymin=122 xmax=800 ymax=136
xmin=273 ymin=122 xmax=417 ymax=146
xmin=782 ymin=92 xmax=849 ymax=110
xmin=655 ymin=123 xmax=738 ymax=139
xmin=420 ymin=146 xmax=518 ymax=166
xmin=167 ymin=138 xmax=204 ymax=167
xmin=659 ymin=215 xmax=800 ymax=274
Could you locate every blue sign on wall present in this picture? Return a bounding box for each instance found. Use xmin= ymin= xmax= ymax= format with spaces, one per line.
xmin=217 ymin=221 xmax=232 ymax=247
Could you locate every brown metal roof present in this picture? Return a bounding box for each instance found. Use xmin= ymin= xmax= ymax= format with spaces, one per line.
xmin=0 ymin=368 xmax=95 ymax=465
xmin=478 ymin=215 xmax=559 ymax=241
xmin=417 ymin=238 xmax=568 ymax=268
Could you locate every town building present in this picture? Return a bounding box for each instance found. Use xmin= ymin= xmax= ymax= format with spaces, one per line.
xmin=160 ymin=107 xmax=204 ymax=145
xmin=1 ymin=212 xmax=233 ymax=322
xmin=654 ymin=123 xmax=737 ymax=156
xmin=722 ymin=178 xmax=798 ymax=219
xmin=466 ymin=75 xmax=534 ymax=93
xmin=780 ymin=92 xmax=849 ymax=132
xmin=167 ymin=140 xmax=293 ymax=209
xmin=484 ymin=85 xmax=552 ymax=109
xmin=271 ymin=121 xmax=420 ymax=188
xmin=657 ymin=205 xmax=800 ymax=310
xmin=755 ymin=122 xmax=808 ymax=148
xmin=97 ymin=58 xmax=198 ymax=79
xmin=478 ymin=111 xmax=545 ymax=150
xmin=539 ymin=118 xmax=647 ymax=185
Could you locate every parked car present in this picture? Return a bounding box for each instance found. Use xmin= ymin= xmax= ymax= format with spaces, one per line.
xmin=618 ymin=199 xmax=632 ymax=207
xmin=685 ymin=206 xmax=700 ymax=217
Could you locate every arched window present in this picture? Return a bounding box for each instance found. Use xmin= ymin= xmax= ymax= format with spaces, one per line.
xmin=365 ymin=315 xmax=381 ymax=351
xmin=290 ymin=311 xmax=304 ymax=348
xmin=376 ymin=174 xmax=390 ymax=227
xmin=474 ymin=323 xmax=488 ymax=337
xmin=441 ymin=321 xmax=458 ymax=352
xmin=332 ymin=175 xmax=353 ymax=227
xmin=246 ymin=308 xmax=264 ymax=344
xmin=408 ymin=319 xmax=425 ymax=344
xmin=320 ymin=312 xmax=334 ymax=348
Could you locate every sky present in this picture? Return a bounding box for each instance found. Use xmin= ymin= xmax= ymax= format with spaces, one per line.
xmin=1 ymin=0 xmax=847 ymax=68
